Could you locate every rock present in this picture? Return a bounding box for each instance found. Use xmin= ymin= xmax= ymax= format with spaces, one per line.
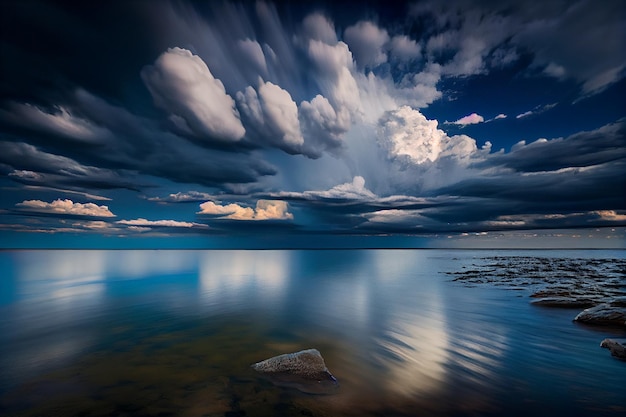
xmin=600 ymin=339 xmax=626 ymax=360
xmin=251 ymin=349 xmax=338 ymax=394
xmin=531 ymin=297 xmax=597 ymax=308
xmin=574 ymin=300 xmax=626 ymax=327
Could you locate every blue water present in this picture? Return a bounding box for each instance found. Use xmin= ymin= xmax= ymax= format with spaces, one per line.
xmin=0 ymin=249 xmax=624 ymax=416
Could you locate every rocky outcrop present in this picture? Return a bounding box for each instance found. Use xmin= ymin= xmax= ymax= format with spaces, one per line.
xmin=574 ymin=298 xmax=626 ymax=327
xmin=600 ymin=339 xmax=626 ymax=360
xmin=252 ymin=349 xmax=338 ymax=394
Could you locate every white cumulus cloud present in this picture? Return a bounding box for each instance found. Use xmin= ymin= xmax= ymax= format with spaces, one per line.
xmin=141 ymin=47 xmax=245 ymax=142
xmin=257 ymin=81 xmax=303 ymax=146
xmin=307 ymin=39 xmax=361 ymax=127
xmin=237 ymin=80 xmax=304 ymax=152
xmin=377 ymin=106 xmax=445 ymax=164
xmin=16 ymin=199 xmax=115 ymax=217
xmin=198 ymin=199 xmax=293 ymax=220
xmin=378 ymin=106 xmax=482 ymax=165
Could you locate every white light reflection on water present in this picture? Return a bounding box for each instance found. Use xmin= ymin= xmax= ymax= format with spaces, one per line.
xmin=368 ymin=250 xmax=451 ymax=399
xmin=199 ymin=250 xmax=290 ymax=310
xmin=1 ymin=250 xmax=624 ymax=417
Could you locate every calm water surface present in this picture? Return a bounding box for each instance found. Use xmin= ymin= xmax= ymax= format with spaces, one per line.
xmin=0 ymin=249 xmax=624 ymax=416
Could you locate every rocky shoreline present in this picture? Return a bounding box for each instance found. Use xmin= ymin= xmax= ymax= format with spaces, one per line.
xmin=447 ymin=256 xmax=626 ymax=359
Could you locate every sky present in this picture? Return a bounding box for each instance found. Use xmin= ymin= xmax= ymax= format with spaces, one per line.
xmin=0 ymin=0 xmax=625 ymax=249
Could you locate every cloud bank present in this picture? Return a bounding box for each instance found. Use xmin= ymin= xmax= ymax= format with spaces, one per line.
xmin=16 ymin=199 xmax=115 ymax=217
xmin=0 ymin=0 xmax=624 ymax=243
xmin=198 ymin=199 xmax=293 ymax=221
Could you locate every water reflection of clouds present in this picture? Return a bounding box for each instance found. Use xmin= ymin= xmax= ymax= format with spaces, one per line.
xmin=14 ymin=251 xmax=107 ymax=325
xmin=199 ymin=250 xmax=289 ymax=309
xmin=6 ymin=250 xmax=200 ymax=380
xmin=450 ymin=331 xmax=508 ymax=388
xmin=107 ymin=250 xmax=198 ymax=278
xmin=376 ymin=310 xmax=449 ymax=397
xmin=364 ymin=250 xmax=508 ymax=403
xmin=3 ymin=249 xmax=512 ymax=412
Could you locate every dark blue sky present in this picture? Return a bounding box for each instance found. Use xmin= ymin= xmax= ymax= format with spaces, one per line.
xmin=1 ymin=0 xmax=625 ymax=248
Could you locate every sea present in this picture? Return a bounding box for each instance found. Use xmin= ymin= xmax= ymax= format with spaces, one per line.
xmin=0 ymin=249 xmax=624 ymax=417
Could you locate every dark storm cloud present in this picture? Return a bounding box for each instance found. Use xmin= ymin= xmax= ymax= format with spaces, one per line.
xmin=477 ymin=120 xmax=626 ymax=173
xmin=1 ymin=0 xmax=624 ymax=244
xmin=437 ymin=121 xmax=626 ymax=212
xmin=440 ymin=162 xmax=626 ymax=206
xmin=0 ymin=140 xmax=141 ymax=191
xmin=0 ymin=89 xmax=277 ymax=190
xmin=0 ymin=1 xmax=165 ymax=107
xmin=412 ymin=0 xmax=626 ymax=94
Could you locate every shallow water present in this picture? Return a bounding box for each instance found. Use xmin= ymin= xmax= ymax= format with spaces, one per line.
xmin=0 ymin=249 xmax=624 ymax=416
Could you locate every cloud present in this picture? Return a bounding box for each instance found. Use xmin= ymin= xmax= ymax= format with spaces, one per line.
xmin=198 ymin=199 xmax=293 ymax=220
xmin=593 ymin=210 xmax=626 ymax=222
xmin=377 ymin=106 xmax=480 ymax=165
xmin=141 ymin=47 xmax=245 ymax=142
xmin=237 ymin=80 xmax=304 ymax=153
xmin=301 ymin=12 xmax=337 ymax=44
xmin=448 ymin=113 xmax=484 ymax=125
xmin=2 ymin=90 xmax=277 ymax=190
xmin=306 ymin=39 xmax=361 ymax=126
xmin=1 ymin=1 xmax=624 ymax=242
xmin=432 ymin=122 xmax=626 ymax=226
xmin=316 ymin=176 xmax=376 ymax=200
xmin=237 ymin=39 xmax=268 ymax=77
xmin=9 ymin=170 xmax=43 ymax=181
xmin=413 ymin=0 xmax=625 ymax=95
xmin=418 ymin=4 xmax=513 ymax=77
xmin=512 ymin=1 xmax=626 ymax=94
xmin=389 ymin=35 xmax=421 ymax=61
xmin=515 ymin=103 xmax=557 ymax=119
xmin=1 ymin=104 xmax=111 ymax=143
xmin=75 ymin=220 xmax=113 ymax=230
xmin=276 ymin=176 xmax=376 ymax=201
xmin=343 ymin=21 xmax=390 ymax=68
xmin=299 ymin=94 xmax=346 ymax=156
xmin=378 ymin=106 xmax=444 ymax=164
xmin=16 ymin=199 xmax=115 ymax=217
xmin=0 ymin=141 xmax=139 ymax=191
xmin=149 ymin=191 xmax=216 ymax=203
xmin=362 ymin=209 xmax=432 ymax=228
xmin=256 ymin=80 xmax=303 ymax=149
xmin=481 ymin=120 xmax=626 ymax=173
xmin=543 ymin=62 xmax=566 ymax=78
xmin=20 ymin=185 xmax=112 ymax=201
xmin=116 ymin=218 xmax=206 ymax=228
xmin=582 ymin=65 xmax=625 ymax=96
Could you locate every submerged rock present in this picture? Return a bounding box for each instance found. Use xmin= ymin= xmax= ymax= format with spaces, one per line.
xmin=251 ymin=348 xmax=338 ymax=394
xmin=600 ymin=339 xmax=626 ymax=360
xmin=574 ymin=298 xmax=626 ymax=327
